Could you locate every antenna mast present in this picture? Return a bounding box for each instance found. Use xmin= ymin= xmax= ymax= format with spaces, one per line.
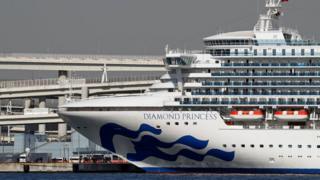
xmin=254 ymin=0 xmax=288 ymax=32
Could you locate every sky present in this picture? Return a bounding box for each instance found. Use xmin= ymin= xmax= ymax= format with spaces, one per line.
xmin=0 ymin=0 xmax=320 ymax=79
xmin=0 ymin=0 xmax=319 ymax=56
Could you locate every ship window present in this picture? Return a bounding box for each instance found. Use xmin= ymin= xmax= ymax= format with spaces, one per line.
xmin=244 ymin=49 xmax=248 ymax=56
xmin=263 ymin=49 xmax=267 ymax=56
xmin=232 ymin=144 xmax=236 ymax=148
xmin=241 ymin=144 xmax=245 ymax=148
xmin=269 ymin=144 xmax=273 ymax=148
xmin=175 ymin=122 xmax=179 ymax=126
xmin=223 ymin=144 xmax=227 ymax=148
xmin=288 ymin=145 xmax=293 ymax=148
xmin=317 ymin=145 xmax=320 ymax=148
xmin=298 ymin=155 xmax=302 ymax=158
xmin=272 ymin=49 xmax=276 ymax=56
xmin=250 ymin=144 xmax=255 ymax=148
xmin=235 ymin=49 xmax=239 ymax=55
xmin=193 ymin=122 xmax=197 ymax=125
xmin=156 ymin=125 xmax=161 ymax=129
xmin=282 ymin=49 xmax=286 ymax=56
xmin=254 ymin=49 xmax=257 ymax=56
xmin=292 ymin=49 xmax=295 ymax=56
xmin=166 ymin=122 xmax=170 ymax=126
xmin=184 ymin=122 xmax=189 ymax=125
xmin=298 ymin=145 xmax=302 ymax=148
xmin=279 ymin=145 xmax=283 ymax=148
xmin=260 ymin=144 xmax=264 ymax=148
xmin=311 ymin=49 xmax=315 ymax=56
xmin=301 ymin=49 xmax=305 ymax=56
xmin=307 ymin=156 xmax=312 ymax=158
xmin=308 ymin=145 xmax=312 ymax=148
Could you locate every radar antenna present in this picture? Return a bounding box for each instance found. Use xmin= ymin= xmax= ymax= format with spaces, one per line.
xmin=254 ymin=0 xmax=288 ymax=32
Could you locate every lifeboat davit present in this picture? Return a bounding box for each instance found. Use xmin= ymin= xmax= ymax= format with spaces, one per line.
xmin=274 ymin=110 xmax=309 ymax=121
xmin=230 ymin=109 xmax=264 ymax=121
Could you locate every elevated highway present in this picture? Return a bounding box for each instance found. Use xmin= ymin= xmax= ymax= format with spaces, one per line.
xmin=0 ymin=77 xmax=159 ymax=99
xmin=0 ymin=53 xmax=165 ymax=72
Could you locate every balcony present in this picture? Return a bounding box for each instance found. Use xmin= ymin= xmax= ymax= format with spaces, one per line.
xmin=222 ymin=63 xmax=320 ymax=67
xmin=211 ymin=72 xmax=320 ymax=77
xmin=201 ymin=81 xmax=320 ymax=87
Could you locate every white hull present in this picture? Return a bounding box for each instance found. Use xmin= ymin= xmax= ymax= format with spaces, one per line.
xmin=59 ymin=109 xmax=320 ymax=173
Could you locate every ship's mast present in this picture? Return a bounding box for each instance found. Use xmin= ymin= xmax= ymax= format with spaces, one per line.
xmin=254 ymin=0 xmax=286 ymax=32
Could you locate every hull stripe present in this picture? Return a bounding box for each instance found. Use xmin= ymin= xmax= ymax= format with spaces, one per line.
xmin=142 ymin=167 xmax=320 ymax=174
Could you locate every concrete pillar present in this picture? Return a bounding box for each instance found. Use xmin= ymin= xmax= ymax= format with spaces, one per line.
xmin=58 ymin=96 xmax=67 ymax=138
xmin=39 ymin=97 xmax=46 ymax=108
xmin=38 ymin=97 xmax=46 ymax=135
xmin=24 ymin=98 xmax=32 ymax=109
xmin=81 ymin=86 xmax=89 ymax=99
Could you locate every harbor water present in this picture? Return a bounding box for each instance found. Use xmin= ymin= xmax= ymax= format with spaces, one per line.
xmin=1 ymin=173 xmax=320 ymax=180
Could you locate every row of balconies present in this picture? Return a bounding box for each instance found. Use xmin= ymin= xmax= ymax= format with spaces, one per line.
xmin=201 ymin=81 xmax=320 ymax=87
xmin=222 ymin=62 xmax=320 ymax=67
xmin=190 ymin=91 xmax=320 ymax=96
xmin=180 ymin=99 xmax=320 ymax=106
xmin=211 ymin=72 xmax=320 ymax=77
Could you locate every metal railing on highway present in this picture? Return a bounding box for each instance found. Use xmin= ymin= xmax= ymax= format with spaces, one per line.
xmin=0 ymin=76 xmax=160 ymax=89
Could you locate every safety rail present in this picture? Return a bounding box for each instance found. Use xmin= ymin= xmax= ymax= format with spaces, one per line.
xmin=191 ymin=92 xmax=320 ymax=96
xmin=0 ymin=76 xmax=161 ymax=89
xmin=0 ymin=53 xmax=163 ymax=65
xmin=211 ymin=72 xmax=320 ymax=77
xmin=201 ymin=82 xmax=320 ymax=87
xmin=180 ymin=101 xmax=320 ymax=106
xmin=222 ymin=63 xmax=320 ymax=67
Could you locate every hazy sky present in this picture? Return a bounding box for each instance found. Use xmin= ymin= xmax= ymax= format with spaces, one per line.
xmin=1 ymin=0 xmax=320 ymax=80
xmin=0 ymin=0 xmax=319 ymax=55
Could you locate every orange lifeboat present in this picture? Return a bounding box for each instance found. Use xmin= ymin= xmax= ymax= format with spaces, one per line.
xmin=274 ymin=110 xmax=309 ymax=121
xmin=230 ymin=109 xmax=264 ymax=121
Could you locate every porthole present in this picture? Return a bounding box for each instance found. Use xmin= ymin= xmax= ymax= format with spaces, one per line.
xmin=175 ymin=122 xmax=179 ymax=126
xmin=184 ymin=122 xmax=189 ymax=125
xmin=223 ymin=144 xmax=227 ymax=148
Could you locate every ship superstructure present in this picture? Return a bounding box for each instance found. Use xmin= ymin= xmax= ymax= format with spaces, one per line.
xmin=59 ymin=0 xmax=320 ymax=174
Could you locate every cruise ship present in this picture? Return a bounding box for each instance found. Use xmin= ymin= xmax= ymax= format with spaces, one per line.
xmin=58 ymin=0 xmax=320 ymax=174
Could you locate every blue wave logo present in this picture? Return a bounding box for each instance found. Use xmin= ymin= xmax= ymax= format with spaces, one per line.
xmin=100 ymin=123 xmax=235 ymax=162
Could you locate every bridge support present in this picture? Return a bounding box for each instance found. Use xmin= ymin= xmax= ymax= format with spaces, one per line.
xmin=58 ymin=96 xmax=67 ymax=138
xmin=24 ymin=98 xmax=32 ymax=109
xmin=38 ymin=97 xmax=46 ymax=135
xmin=81 ymin=86 xmax=89 ymax=99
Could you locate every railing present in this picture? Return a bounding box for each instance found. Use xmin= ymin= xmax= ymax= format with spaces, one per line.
xmin=191 ymin=92 xmax=320 ymax=96
xmin=211 ymin=72 xmax=320 ymax=77
xmin=181 ymin=101 xmax=320 ymax=106
xmin=201 ymin=82 xmax=320 ymax=87
xmin=0 ymin=53 xmax=163 ymax=64
xmin=85 ymin=75 xmax=160 ymax=84
xmin=222 ymin=63 xmax=320 ymax=67
xmin=0 ymin=76 xmax=160 ymax=89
